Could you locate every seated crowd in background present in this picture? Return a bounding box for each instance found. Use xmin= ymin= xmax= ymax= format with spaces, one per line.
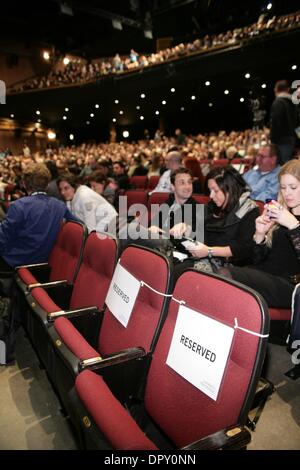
xmin=8 ymin=11 xmax=300 ymax=94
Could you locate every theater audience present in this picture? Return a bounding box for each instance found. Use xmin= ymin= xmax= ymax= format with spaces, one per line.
xmin=57 ymin=172 xmax=117 ymax=233
xmin=243 ymin=144 xmax=281 ymax=202
xmin=150 ymin=150 xmax=182 ymax=194
xmin=223 ymin=159 xmax=300 ymax=308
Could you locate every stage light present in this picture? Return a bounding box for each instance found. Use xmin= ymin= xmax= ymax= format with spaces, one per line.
xmin=123 ymin=130 xmax=129 ymax=138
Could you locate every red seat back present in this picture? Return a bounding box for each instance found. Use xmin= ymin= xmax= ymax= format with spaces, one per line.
xmin=98 ymin=246 xmax=171 ymax=356
xmin=144 ymin=270 xmax=269 ymax=447
xmin=129 ymin=176 xmax=148 ymax=190
xmin=148 ymin=175 xmax=160 ymax=190
xmin=48 ymin=221 xmax=87 ymax=283
xmin=70 ymin=232 xmax=118 ymax=309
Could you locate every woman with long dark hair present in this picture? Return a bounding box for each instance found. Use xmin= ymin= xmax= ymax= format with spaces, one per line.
xmin=184 ymin=165 xmax=259 ymax=270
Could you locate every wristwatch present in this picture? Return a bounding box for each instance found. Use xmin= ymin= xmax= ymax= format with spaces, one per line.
xmin=207 ymin=248 xmax=214 ymax=259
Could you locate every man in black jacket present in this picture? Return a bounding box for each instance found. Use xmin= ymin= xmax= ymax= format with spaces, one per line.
xmin=270 ymin=80 xmax=299 ymax=164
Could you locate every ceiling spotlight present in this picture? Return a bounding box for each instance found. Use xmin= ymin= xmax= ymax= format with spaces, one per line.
xmin=140 ymin=93 xmax=145 ymax=99
xmin=47 ymin=131 xmax=56 ymax=140
xmin=245 ymin=73 xmax=250 ymax=79
xmin=43 ymin=51 xmax=50 ymax=61
xmin=240 ymin=97 xmax=245 ymax=102
xmin=90 ymin=113 xmax=94 ymax=117
xmin=224 ymin=90 xmax=229 ymax=95
xmin=123 ymin=130 xmax=129 ymax=138
xmin=95 ymin=104 xmax=99 ymax=108
xmin=209 ymin=103 xmax=213 ymax=107
xmin=261 ymin=83 xmax=267 ymax=89
xmin=112 ymin=118 xmax=116 ymax=122
xmin=292 ymin=65 xmax=297 ymax=70
xmin=114 ymin=99 xmax=119 ymax=104
xmin=140 ymin=115 xmax=144 ymax=120
xmin=10 ymin=114 xmax=14 ymax=118
xmin=170 ymin=87 xmax=175 ymax=92
xmin=37 ymin=119 xmax=41 ymax=123
xmin=36 ymin=110 xmax=40 ymax=115
xmin=65 ymin=107 xmax=69 ymax=112
xmin=205 ymin=81 xmax=210 ymax=86
xmin=267 ymin=2 xmax=272 ymax=10
xmin=180 ymin=107 xmax=185 ymax=111
xmin=191 ymin=95 xmax=196 ymax=100
xmin=136 ymin=105 xmax=140 ymax=110
xmin=63 ymin=57 xmax=70 ymax=65
xmin=35 ymin=122 xmax=40 ymax=128
xmin=69 ymin=134 xmax=74 ymax=141
xmin=155 ymin=110 xmax=159 ymax=115
xmin=162 ymin=100 xmax=166 ymax=105
xmin=119 ymin=110 xmax=124 ymax=115
xmin=63 ymin=115 xmax=67 ymax=120
xmin=86 ymin=121 xmax=90 ymax=125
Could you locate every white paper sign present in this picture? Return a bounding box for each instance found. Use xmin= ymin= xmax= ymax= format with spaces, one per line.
xmin=105 ymin=262 xmax=141 ymax=327
xmin=166 ymin=305 xmax=234 ymax=401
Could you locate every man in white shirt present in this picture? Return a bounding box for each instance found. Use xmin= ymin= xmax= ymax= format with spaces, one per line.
xmin=58 ymin=173 xmax=117 ymax=234
xmin=149 ymin=150 xmax=182 ymax=194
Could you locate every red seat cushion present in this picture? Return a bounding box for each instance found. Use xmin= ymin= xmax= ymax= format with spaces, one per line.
xmin=76 ymin=370 xmax=157 ymax=450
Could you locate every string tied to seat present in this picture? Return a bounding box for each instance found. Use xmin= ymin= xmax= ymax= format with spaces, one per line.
xmin=234 ymin=318 xmax=269 ymax=338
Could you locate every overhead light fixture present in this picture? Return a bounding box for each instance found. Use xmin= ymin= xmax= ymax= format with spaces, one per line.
xmin=69 ymin=134 xmax=74 ymax=141
xmin=180 ymin=107 xmax=185 ymax=111
xmin=36 ymin=110 xmax=40 ymax=115
xmin=63 ymin=57 xmax=70 ymax=66
xmin=43 ymin=51 xmax=50 ymax=61
xmin=63 ymin=116 xmax=67 ymax=120
xmin=205 ymin=81 xmax=210 ymax=86
xmin=292 ymin=65 xmax=297 ymax=70
xmin=191 ymin=95 xmax=196 ymax=100
xmin=112 ymin=118 xmax=116 ymax=122
xmin=60 ymin=3 xmax=73 ymax=16
xmin=136 ymin=105 xmax=140 ymax=110
xmin=37 ymin=119 xmax=41 ymax=123
xmin=90 ymin=113 xmax=94 ymax=117
xmin=47 ymin=131 xmax=56 ymax=140
xmin=114 ymin=99 xmax=119 ymax=104
xmin=155 ymin=110 xmax=159 ymax=115
xmin=119 ymin=110 xmax=123 ymax=115
xmin=209 ymin=102 xmax=213 ymax=107
xmin=267 ymin=3 xmax=272 ymax=10
xmin=10 ymin=113 xmax=14 ymax=118
xmin=65 ymin=107 xmax=69 ymax=112
xmin=86 ymin=121 xmax=90 ymax=125
xmin=245 ymin=73 xmax=250 ymax=79
xmin=261 ymin=83 xmax=267 ymax=89
xmin=162 ymin=100 xmax=166 ymax=105
xmin=171 ymin=87 xmax=175 ymax=93
xmin=95 ymin=104 xmax=99 ymax=108
xmin=112 ymin=19 xmax=123 ymax=30
xmin=123 ymin=130 xmax=129 ymax=138
xmin=140 ymin=116 xmax=144 ymax=120
xmin=140 ymin=93 xmax=145 ymax=99
xmin=240 ymin=97 xmax=245 ymax=102
xmin=224 ymin=90 xmax=229 ymax=95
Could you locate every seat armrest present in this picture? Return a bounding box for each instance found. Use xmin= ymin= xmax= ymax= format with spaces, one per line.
xmin=79 ymin=347 xmax=146 ymax=372
xmin=47 ymin=305 xmax=99 ymax=322
xmin=28 ymin=279 xmax=68 ymax=293
xmin=181 ymin=425 xmax=251 ymax=450
xmin=15 ymin=262 xmax=49 ymax=271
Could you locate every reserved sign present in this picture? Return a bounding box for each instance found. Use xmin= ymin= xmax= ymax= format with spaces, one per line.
xmin=166 ymin=305 xmax=234 ymax=401
xmin=105 ymin=262 xmax=141 ymax=327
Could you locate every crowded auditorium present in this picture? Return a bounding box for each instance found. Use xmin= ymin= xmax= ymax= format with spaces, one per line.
xmin=0 ymin=0 xmax=300 ymax=458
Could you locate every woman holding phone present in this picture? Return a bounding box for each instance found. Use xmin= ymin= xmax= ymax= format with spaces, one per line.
xmin=223 ymin=159 xmax=300 ymax=308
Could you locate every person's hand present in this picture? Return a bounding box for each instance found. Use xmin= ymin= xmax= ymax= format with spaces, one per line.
xmin=187 ymin=242 xmax=208 ymax=258
xmin=169 ymin=223 xmax=191 ymax=238
xmin=265 ymin=201 xmax=300 ymax=230
xmin=149 ymin=225 xmax=162 ymax=234
xmin=255 ymin=209 xmax=275 ymax=237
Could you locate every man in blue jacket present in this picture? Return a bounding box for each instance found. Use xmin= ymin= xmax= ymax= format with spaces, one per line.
xmin=0 ymin=162 xmax=77 ymax=270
